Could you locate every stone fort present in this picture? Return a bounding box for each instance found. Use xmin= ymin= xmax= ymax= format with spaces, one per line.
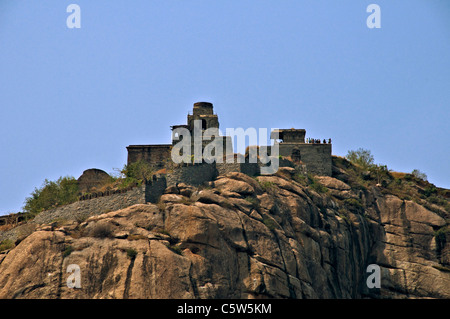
xmin=127 ymin=101 xmax=332 ymax=179
xmin=0 ymin=101 xmax=333 ymax=226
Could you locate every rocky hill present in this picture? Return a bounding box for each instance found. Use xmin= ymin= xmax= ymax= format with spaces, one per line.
xmin=0 ymin=157 xmax=449 ymax=299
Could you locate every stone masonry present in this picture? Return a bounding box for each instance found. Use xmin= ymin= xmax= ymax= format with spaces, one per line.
xmin=127 ymin=102 xmax=333 ymax=177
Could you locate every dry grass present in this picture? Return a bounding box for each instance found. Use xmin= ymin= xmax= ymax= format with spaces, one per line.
xmin=391 ymin=172 xmax=406 ymax=179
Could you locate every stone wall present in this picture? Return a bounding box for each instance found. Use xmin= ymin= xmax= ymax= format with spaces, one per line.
xmin=32 ymin=185 xmax=147 ymax=225
xmin=126 ymin=144 xmax=172 ymax=167
xmin=216 ymin=162 xmax=260 ymax=177
xmin=145 ymin=176 xmax=167 ymax=204
xmin=166 ymin=163 xmax=217 ymax=187
xmin=278 ymin=143 xmax=332 ymax=176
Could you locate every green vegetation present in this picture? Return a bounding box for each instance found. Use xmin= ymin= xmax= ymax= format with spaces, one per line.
xmin=126 ymin=248 xmax=138 ymax=259
xmin=63 ymin=245 xmax=74 ymax=258
xmin=309 ymin=177 xmax=329 ymax=194
xmin=345 ymin=148 xmax=375 ymax=170
xmin=337 ymin=208 xmax=351 ymax=225
xmin=21 ymin=160 xmax=156 ymax=218
xmin=23 ymin=176 xmax=79 ymax=217
xmin=117 ymin=160 xmax=154 ymax=189
xmin=262 ymin=216 xmax=278 ymax=231
xmin=333 ymin=149 xmax=449 ymax=215
xmin=0 ymin=239 xmax=15 ymax=252
xmin=411 ymin=169 xmax=427 ymax=182
xmin=245 ymin=196 xmax=260 ymax=210
xmin=259 ymin=181 xmax=275 ymax=192
xmin=293 ymin=173 xmax=308 ymax=186
xmin=434 ymin=226 xmax=448 ymax=247
xmin=293 ymin=172 xmax=328 ymax=193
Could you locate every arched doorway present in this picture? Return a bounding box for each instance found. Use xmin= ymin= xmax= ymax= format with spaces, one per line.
xmin=291 ymin=148 xmax=301 ymax=162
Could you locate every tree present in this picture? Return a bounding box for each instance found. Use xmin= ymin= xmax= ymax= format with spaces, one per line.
xmin=411 ymin=169 xmax=427 ymax=181
xmin=121 ymin=161 xmax=154 ymax=182
xmin=23 ymin=176 xmax=79 ymax=216
xmin=346 ymin=148 xmax=375 ymax=169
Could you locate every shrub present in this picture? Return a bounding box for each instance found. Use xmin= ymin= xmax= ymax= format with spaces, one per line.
xmin=338 ymin=211 xmax=351 ymax=225
xmin=126 ymin=248 xmax=138 ymax=259
xmin=345 ymin=148 xmax=375 ymax=170
xmin=0 ymin=239 xmax=15 ymax=252
xmin=411 ymin=169 xmax=427 ymax=181
xmin=293 ymin=173 xmax=308 ymax=186
xmin=121 ymin=161 xmax=153 ymax=182
xmin=310 ymin=181 xmax=329 ymax=194
xmin=259 ymin=181 xmax=275 ymax=191
xmin=63 ymin=245 xmax=74 ymax=258
xmin=23 ymin=176 xmax=79 ymax=216
xmin=344 ymin=198 xmax=363 ymax=212
xmin=423 ymin=185 xmax=437 ymax=197
xmin=262 ymin=216 xmax=278 ymax=231
xmin=434 ymin=227 xmax=448 ymax=244
xmin=87 ymin=222 xmax=113 ymax=238
xmin=307 ymin=175 xmax=328 ymax=193
xmin=434 ymin=227 xmax=449 ymax=257
xmin=245 ymin=196 xmax=260 ymax=210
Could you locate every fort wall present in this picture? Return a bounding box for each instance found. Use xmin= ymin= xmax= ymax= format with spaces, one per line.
xmin=216 ymin=162 xmax=260 ymax=177
xmin=278 ymin=143 xmax=332 ymax=176
xmin=166 ymin=163 xmax=217 ymax=187
xmin=32 ymin=185 xmax=147 ymax=225
xmin=126 ymin=144 xmax=172 ymax=167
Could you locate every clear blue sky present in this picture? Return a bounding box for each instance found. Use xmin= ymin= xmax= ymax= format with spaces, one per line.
xmin=1 ymin=0 xmax=449 ymax=214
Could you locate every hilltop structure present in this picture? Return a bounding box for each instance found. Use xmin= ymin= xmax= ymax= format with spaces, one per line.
xmin=126 ymin=101 xmax=332 ymax=177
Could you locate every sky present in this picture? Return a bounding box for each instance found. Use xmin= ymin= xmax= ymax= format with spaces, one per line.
xmin=0 ymin=0 xmax=449 ymax=215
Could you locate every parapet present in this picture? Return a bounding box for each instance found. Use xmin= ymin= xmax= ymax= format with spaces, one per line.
xmin=271 ymin=129 xmax=306 ymax=144
xmin=193 ymin=102 xmax=214 ymax=115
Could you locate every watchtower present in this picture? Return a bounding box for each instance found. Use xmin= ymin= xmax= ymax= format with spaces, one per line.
xmin=187 ymin=102 xmax=220 ymax=133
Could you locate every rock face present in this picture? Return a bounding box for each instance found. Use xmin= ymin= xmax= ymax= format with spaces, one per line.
xmin=0 ymin=172 xmax=449 ymax=299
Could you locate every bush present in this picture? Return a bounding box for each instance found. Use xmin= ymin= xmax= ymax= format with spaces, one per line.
xmin=126 ymin=248 xmax=138 ymax=259
xmin=63 ymin=245 xmax=74 ymax=258
xmin=245 ymin=196 xmax=260 ymax=210
xmin=23 ymin=176 xmax=79 ymax=217
xmin=86 ymin=223 xmax=113 ymax=238
xmin=344 ymin=198 xmax=363 ymax=212
xmin=259 ymin=181 xmax=275 ymax=191
xmin=263 ymin=216 xmax=278 ymax=231
xmin=345 ymin=148 xmax=375 ymax=170
xmin=0 ymin=239 xmax=15 ymax=252
xmin=434 ymin=227 xmax=449 ymax=257
xmin=121 ymin=161 xmax=153 ymax=182
xmin=411 ymin=169 xmax=427 ymax=181
xmin=310 ymin=181 xmax=329 ymax=194
xmin=307 ymin=175 xmax=329 ymax=193
xmin=293 ymin=173 xmax=308 ymax=186
xmin=424 ymin=186 xmax=437 ymax=197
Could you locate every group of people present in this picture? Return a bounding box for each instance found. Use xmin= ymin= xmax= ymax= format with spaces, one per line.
xmin=306 ymin=138 xmax=331 ymax=144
